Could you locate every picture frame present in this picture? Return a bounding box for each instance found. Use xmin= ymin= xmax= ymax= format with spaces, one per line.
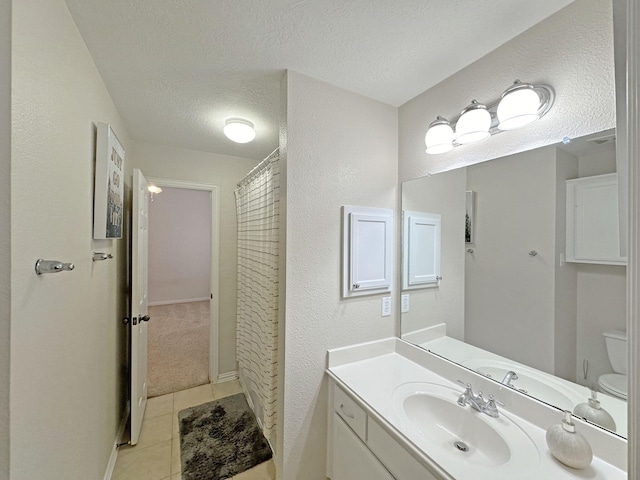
xmin=465 ymin=190 xmax=475 ymax=244
xmin=94 ymin=123 xmax=125 ymax=239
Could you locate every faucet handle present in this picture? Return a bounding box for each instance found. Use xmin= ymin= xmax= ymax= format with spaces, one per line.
xmin=485 ymin=394 xmax=504 ymax=418
xmin=456 ymin=380 xmax=473 ymax=393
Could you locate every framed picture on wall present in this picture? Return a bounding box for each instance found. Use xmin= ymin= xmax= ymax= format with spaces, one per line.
xmin=465 ymin=190 xmax=475 ymax=244
xmin=94 ymin=122 xmax=125 ymax=239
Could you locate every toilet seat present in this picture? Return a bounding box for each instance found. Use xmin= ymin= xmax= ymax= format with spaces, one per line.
xmin=598 ymin=373 xmax=627 ymax=400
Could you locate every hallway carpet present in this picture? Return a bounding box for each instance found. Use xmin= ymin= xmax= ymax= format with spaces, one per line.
xmin=148 ymin=301 xmax=210 ymax=397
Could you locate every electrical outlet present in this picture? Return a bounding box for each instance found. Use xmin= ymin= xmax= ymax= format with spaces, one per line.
xmin=381 ymin=297 xmax=391 ymax=317
xmin=401 ymin=294 xmax=410 ymax=313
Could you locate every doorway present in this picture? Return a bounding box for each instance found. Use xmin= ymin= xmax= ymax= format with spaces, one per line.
xmin=145 ymin=177 xmax=220 ymax=397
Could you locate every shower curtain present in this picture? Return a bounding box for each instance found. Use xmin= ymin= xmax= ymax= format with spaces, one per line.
xmin=234 ymin=148 xmax=280 ymax=446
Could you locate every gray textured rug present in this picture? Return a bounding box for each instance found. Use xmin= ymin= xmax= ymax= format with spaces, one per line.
xmin=179 ymin=393 xmax=272 ymax=480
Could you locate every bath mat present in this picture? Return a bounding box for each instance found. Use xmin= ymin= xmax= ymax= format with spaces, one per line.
xmin=179 ymin=393 xmax=272 ymax=480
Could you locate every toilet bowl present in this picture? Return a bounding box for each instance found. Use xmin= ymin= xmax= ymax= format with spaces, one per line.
xmin=598 ymin=329 xmax=627 ymax=400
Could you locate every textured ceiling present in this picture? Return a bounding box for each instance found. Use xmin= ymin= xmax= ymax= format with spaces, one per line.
xmin=65 ymin=0 xmax=573 ymax=160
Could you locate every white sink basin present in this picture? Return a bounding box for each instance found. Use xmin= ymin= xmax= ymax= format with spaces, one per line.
xmin=393 ymin=382 xmax=540 ymax=478
xmin=462 ymin=358 xmax=586 ymax=411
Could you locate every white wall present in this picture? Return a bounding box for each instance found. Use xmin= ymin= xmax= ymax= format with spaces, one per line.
xmin=0 ymin=0 xmax=10 ymax=478
xmin=399 ymin=0 xmax=615 ymax=182
xmin=131 ymin=141 xmax=260 ymax=375
xmin=465 ymin=147 xmax=558 ymax=373
xmin=401 ymin=168 xmax=466 ymax=341
xmin=576 ymin=264 xmax=627 ymax=387
xmin=148 ymin=187 xmax=211 ymax=305
xmin=10 ymin=0 xmax=131 ymax=478
xmin=553 ymin=148 xmax=579 ymax=382
xmin=279 ymin=70 xmax=398 ymax=480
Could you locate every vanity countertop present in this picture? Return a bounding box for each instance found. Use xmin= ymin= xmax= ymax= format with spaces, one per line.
xmin=327 ymin=338 xmax=627 ymax=480
xmin=420 ymin=334 xmax=628 ymax=438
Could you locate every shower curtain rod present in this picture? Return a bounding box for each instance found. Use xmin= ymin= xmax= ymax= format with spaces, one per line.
xmin=237 ymin=147 xmax=279 ymax=188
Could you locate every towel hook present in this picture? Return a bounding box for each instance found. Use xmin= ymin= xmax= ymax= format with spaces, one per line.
xmin=92 ymin=252 xmax=114 ymax=262
xmin=35 ymin=259 xmax=75 ymax=275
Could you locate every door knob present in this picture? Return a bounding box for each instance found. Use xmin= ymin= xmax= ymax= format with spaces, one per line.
xmin=140 ymin=315 xmax=150 ymax=322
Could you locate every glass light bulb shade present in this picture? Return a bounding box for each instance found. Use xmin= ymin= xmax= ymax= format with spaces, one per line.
xmin=497 ymin=86 xmax=541 ymax=130
xmin=455 ymin=106 xmax=491 ymax=144
xmin=147 ymin=185 xmax=162 ymax=194
xmin=223 ymin=118 xmax=256 ymax=143
xmin=425 ymin=121 xmax=454 ymax=154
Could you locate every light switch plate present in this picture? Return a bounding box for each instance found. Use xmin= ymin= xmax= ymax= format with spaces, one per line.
xmin=382 ymin=297 xmax=391 ymax=317
xmin=401 ymin=294 xmax=410 ymax=313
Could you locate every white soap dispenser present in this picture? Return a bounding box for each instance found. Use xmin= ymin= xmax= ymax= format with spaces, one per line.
xmin=546 ymin=410 xmax=593 ymax=469
xmin=573 ymin=390 xmax=616 ymax=432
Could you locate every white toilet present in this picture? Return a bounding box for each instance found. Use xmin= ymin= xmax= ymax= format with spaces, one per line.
xmin=598 ymin=329 xmax=628 ymax=400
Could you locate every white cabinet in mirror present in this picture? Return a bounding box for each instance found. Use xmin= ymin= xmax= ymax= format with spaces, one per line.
xmin=400 ymin=129 xmax=628 ymax=439
xmin=566 ymin=173 xmax=627 ymax=265
xmin=401 ymin=211 xmax=441 ymax=290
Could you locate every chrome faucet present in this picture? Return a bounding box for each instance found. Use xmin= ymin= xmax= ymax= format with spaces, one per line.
xmin=501 ymin=370 xmax=519 ymax=387
xmin=456 ymin=380 xmax=503 ymax=418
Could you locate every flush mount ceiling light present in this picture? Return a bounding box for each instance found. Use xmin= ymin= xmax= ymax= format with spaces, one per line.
xmin=425 ymin=116 xmax=455 ymax=154
xmin=455 ymin=100 xmax=491 ymax=144
xmin=424 ymin=80 xmax=554 ymax=155
xmin=223 ymin=118 xmax=256 ymax=143
xmin=148 ymin=184 xmax=162 ymax=201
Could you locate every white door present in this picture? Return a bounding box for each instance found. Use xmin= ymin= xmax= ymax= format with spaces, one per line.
xmin=131 ymin=168 xmax=150 ymax=445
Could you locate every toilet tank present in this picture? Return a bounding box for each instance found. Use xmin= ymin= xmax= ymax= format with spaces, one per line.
xmin=603 ymin=329 xmax=627 ymax=374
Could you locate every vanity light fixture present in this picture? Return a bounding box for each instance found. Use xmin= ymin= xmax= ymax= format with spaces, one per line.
xmin=425 ymin=116 xmax=455 ymax=154
xmin=455 ymin=100 xmax=491 ymax=144
xmin=424 ymin=80 xmax=554 ymax=155
xmin=497 ymin=80 xmax=543 ymax=130
xmin=224 ymin=118 xmax=256 ymax=143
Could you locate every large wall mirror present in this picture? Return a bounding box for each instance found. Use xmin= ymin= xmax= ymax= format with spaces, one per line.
xmin=400 ymin=129 xmax=628 ymax=438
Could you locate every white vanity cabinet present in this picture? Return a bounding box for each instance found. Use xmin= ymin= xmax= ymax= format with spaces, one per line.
xmin=328 ymin=381 xmax=442 ymax=480
xmin=566 ymin=173 xmax=626 ymax=265
xmin=332 ymin=413 xmax=393 ymax=480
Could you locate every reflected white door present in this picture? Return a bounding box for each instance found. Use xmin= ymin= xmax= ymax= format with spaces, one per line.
xmin=131 ymin=168 xmax=150 ymax=445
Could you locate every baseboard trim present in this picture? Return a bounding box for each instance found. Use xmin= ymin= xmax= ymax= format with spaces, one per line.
xmin=103 ymin=406 xmax=129 ymax=480
xmin=148 ymin=297 xmax=210 ymax=307
xmin=215 ymin=371 xmax=238 ymax=383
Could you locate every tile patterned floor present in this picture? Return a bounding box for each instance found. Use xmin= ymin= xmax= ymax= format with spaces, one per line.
xmin=112 ymin=381 xmax=276 ymax=480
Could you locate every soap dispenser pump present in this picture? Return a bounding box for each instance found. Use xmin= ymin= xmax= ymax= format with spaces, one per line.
xmin=546 ymin=410 xmax=593 ymax=469
xmin=573 ymin=390 xmax=616 ymax=432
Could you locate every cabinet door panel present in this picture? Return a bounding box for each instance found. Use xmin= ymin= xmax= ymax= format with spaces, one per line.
xmin=368 ymin=418 xmax=441 ymax=480
xmin=566 ymin=174 xmax=626 ymax=265
xmin=332 ymin=413 xmax=393 ymax=480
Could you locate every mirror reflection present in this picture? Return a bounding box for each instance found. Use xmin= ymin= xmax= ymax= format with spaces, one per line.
xmin=401 ymin=129 xmax=627 ymax=437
